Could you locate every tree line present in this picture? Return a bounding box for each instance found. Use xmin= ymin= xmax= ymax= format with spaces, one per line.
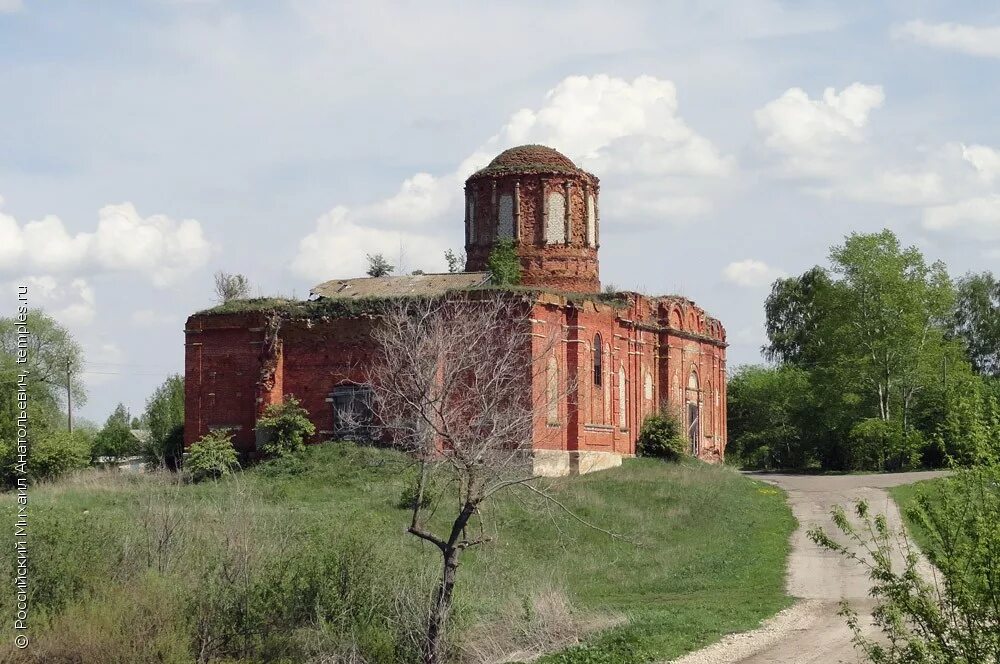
xmin=728 ymin=229 xmax=1000 ymax=471
xmin=0 ymin=310 xmax=185 ymax=486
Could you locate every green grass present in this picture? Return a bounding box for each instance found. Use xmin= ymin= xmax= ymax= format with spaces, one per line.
xmin=889 ymin=477 xmax=949 ymax=554
xmin=1 ymin=445 xmax=795 ymax=663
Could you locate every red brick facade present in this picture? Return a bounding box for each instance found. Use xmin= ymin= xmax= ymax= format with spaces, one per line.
xmin=183 ymin=145 xmax=728 ymax=469
xmin=185 ymin=293 xmax=726 ymax=463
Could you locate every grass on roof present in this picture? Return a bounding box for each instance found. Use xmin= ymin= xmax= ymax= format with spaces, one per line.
xmin=193 ymin=285 xmax=631 ymax=318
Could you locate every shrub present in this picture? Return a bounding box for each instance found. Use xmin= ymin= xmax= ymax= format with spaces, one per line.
xmin=186 ymin=430 xmax=239 ymax=482
xmin=256 ymin=396 xmax=316 ymax=459
xmin=487 ymin=239 xmax=522 ymax=286
xmin=30 ymin=430 xmax=91 ymax=481
xmin=810 ymin=463 xmax=1000 ymax=664
xmin=397 ymin=482 xmax=433 ymax=511
xmin=636 ymin=412 xmax=687 ymax=461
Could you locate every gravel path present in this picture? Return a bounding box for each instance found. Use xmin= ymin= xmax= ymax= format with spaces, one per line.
xmin=670 ymin=471 xmax=949 ymax=664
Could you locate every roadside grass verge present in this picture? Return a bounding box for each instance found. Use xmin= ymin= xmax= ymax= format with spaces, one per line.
xmin=0 ymin=445 xmax=795 ymax=663
xmin=888 ymin=478 xmax=948 ymax=554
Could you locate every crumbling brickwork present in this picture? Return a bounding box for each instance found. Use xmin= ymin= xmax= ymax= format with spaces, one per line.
xmin=464 ymin=146 xmax=601 ymax=293
xmin=183 ymin=144 xmax=728 ymax=472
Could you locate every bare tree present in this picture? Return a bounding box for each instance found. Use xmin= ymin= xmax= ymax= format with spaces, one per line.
xmin=214 ymin=272 xmax=251 ymax=303
xmin=367 ymin=293 xmax=564 ymax=664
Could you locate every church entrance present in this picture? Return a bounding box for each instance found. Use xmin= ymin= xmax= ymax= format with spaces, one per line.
xmin=687 ymin=402 xmax=700 ymax=456
xmin=686 ymin=369 xmax=700 ymax=456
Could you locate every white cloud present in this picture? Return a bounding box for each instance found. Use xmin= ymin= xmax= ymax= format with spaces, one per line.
xmin=497 ymin=75 xmax=733 ymax=178
xmin=837 ymin=169 xmax=946 ymax=206
xmin=754 ymin=83 xmax=884 ymax=172
xmin=962 ymin=144 xmax=1000 ymax=182
xmin=0 ymin=0 xmax=23 ymax=13
xmin=291 ymin=206 xmax=447 ymax=281
xmin=11 ymin=276 xmax=96 ymax=326
xmin=722 ymin=259 xmax=787 ymax=288
xmin=130 ymin=308 xmax=176 ymax=327
xmin=292 ymin=74 xmax=733 ymax=279
xmin=0 ymin=199 xmax=212 ymax=286
xmin=893 ymin=20 xmax=1000 ymax=58
xmin=923 ymin=195 xmax=1000 ymax=241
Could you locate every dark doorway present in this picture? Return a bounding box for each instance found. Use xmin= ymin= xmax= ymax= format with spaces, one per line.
xmin=687 ymin=402 xmax=700 ymax=456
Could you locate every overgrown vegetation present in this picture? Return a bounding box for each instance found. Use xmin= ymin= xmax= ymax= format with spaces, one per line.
xmin=730 ymin=230 xmax=1000 ymax=471
xmin=213 ymin=271 xmax=251 ymax=303
xmin=186 ymin=429 xmax=240 ymax=482
xmin=255 ymin=395 xmax=316 ymax=459
xmin=486 ymin=239 xmax=522 ymax=286
xmin=367 ymin=253 xmax=395 ymax=277
xmin=444 ymin=249 xmax=466 ymax=273
xmin=812 ymin=463 xmax=1000 ymax=663
xmin=0 ymin=445 xmax=794 ymax=663
xmin=636 ymin=410 xmax=687 ymax=461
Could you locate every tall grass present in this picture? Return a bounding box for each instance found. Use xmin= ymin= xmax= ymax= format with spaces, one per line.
xmin=0 ymin=444 xmax=794 ymax=663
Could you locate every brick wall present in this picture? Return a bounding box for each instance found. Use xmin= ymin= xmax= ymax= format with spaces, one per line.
xmin=465 ymin=172 xmax=601 ymax=293
xmin=185 ymin=292 xmax=727 ymax=462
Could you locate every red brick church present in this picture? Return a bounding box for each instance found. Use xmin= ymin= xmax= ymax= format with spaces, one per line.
xmin=184 ymin=145 xmax=728 ymax=474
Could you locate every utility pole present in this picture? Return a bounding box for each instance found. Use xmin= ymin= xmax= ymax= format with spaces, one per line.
xmin=66 ymin=358 xmax=73 ymax=433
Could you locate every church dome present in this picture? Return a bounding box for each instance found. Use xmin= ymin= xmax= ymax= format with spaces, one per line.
xmin=469 ymin=145 xmax=583 ymax=178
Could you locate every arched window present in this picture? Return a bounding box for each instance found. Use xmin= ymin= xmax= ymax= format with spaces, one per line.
xmin=467 ymin=195 xmax=476 ymax=244
xmin=546 ymin=355 xmax=559 ymax=425
xmin=686 ymin=370 xmax=700 ymax=456
xmin=586 ymin=194 xmax=596 ymax=247
xmin=546 ymin=192 xmax=566 ymax=244
xmin=593 ymin=334 xmax=603 ymax=386
xmin=618 ymin=364 xmax=627 ymax=429
xmin=498 ymin=194 xmax=514 ymax=240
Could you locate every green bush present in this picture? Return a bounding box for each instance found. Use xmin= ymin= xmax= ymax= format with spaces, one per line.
xmin=30 ymin=430 xmax=91 ymax=481
xmin=487 ymin=239 xmax=522 ymax=286
xmin=256 ymin=396 xmax=316 ymax=459
xmin=186 ymin=429 xmax=239 ymax=482
xmin=636 ymin=412 xmax=687 ymax=461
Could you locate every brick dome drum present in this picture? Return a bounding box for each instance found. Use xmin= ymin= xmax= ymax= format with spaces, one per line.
xmin=464 ymin=145 xmax=601 ymax=293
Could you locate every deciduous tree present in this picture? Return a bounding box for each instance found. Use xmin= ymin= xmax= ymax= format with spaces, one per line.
xmin=365 ymin=253 xmax=394 ymax=278
xmin=367 ymin=293 xmax=570 ymax=664
xmin=953 ymin=271 xmax=1000 ymax=377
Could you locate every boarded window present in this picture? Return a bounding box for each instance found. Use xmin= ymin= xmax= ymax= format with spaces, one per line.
xmin=545 ymin=192 xmax=566 ymax=244
xmin=467 ymin=196 xmax=476 ymax=244
xmin=643 ymin=369 xmax=653 ymax=402
xmin=546 ymin=355 xmax=559 ymax=425
xmin=586 ymin=194 xmax=596 ymax=247
xmin=330 ymin=384 xmax=374 ymax=442
xmin=498 ymin=194 xmax=514 ymax=240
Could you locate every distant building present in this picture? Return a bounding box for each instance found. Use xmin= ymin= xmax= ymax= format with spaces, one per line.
xmin=184 ymin=146 xmax=727 ymax=474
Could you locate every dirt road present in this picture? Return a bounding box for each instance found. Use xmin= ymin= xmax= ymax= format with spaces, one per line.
xmin=672 ymin=471 xmax=948 ymax=664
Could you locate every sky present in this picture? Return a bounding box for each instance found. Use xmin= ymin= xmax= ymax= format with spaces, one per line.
xmin=1 ymin=1 xmax=999 ymax=424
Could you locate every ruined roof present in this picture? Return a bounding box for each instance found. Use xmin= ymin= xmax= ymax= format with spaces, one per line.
xmin=468 ymin=144 xmax=588 ymax=179
xmin=311 ymin=272 xmax=491 ymax=300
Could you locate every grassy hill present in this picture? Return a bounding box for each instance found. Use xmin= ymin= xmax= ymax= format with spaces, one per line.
xmin=0 ymin=445 xmax=795 ymax=663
